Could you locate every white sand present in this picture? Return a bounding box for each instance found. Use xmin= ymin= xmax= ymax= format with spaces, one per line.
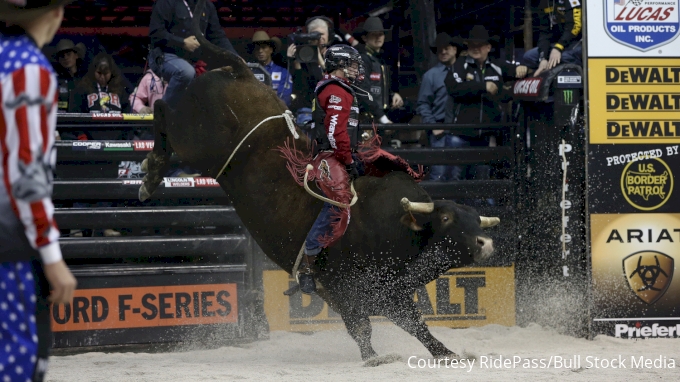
xmin=46 ymin=324 xmax=679 ymax=382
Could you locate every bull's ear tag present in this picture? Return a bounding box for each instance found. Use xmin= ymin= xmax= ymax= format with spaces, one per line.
xmin=400 ymin=213 xmax=423 ymax=231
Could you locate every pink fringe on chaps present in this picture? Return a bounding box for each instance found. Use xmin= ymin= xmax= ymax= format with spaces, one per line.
xmin=276 ymin=127 xmax=424 ymax=248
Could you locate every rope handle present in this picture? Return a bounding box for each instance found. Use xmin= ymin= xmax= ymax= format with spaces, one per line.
xmin=216 ymin=110 xmax=298 ymax=179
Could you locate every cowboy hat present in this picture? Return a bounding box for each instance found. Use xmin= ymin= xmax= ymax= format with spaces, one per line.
xmin=0 ymin=0 xmax=74 ymax=23
xmin=430 ymin=32 xmax=464 ymax=54
xmin=250 ymin=30 xmax=281 ymax=51
xmin=54 ymin=39 xmax=85 ymax=59
xmin=464 ymin=25 xmax=500 ymax=45
xmin=360 ymin=17 xmax=392 ymax=34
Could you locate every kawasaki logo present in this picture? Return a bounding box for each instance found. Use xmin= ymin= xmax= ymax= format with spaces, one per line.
xmin=563 ymin=90 xmax=574 ymax=104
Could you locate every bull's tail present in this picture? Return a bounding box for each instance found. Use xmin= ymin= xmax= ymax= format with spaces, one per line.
xmin=192 ymin=0 xmax=250 ymax=78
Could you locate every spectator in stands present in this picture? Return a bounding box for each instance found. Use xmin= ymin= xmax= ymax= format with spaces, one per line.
xmin=69 ymin=52 xmax=131 ymax=115
xmin=52 ymin=39 xmax=87 ymax=112
xmin=444 ymin=25 xmax=526 ymax=182
xmin=250 ymin=31 xmax=292 ymax=106
xmin=148 ymin=0 xmax=239 ymax=109
xmin=288 ymin=16 xmax=334 ymax=126
xmin=417 ymin=33 xmax=466 ymax=181
xmin=522 ymin=0 xmax=582 ymax=76
xmin=355 ymin=17 xmax=413 ymax=125
xmin=129 ymin=68 xmax=166 ymax=114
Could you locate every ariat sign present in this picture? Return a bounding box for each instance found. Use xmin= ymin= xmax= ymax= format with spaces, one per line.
xmin=623 ymin=251 xmax=674 ymax=304
xmin=263 ymin=267 xmax=515 ymax=331
xmin=620 ymin=157 xmax=673 ymax=210
xmin=591 ymin=214 xmax=680 ymax=331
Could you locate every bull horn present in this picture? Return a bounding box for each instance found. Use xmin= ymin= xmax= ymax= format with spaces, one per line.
xmin=480 ymin=216 xmax=500 ymax=228
xmin=400 ymin=197 xmax=434 ymax=213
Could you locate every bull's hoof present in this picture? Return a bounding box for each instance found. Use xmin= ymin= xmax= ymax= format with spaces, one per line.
xmin=141 ymin=158 xmax=148 ymax=173
xmin=139 ymin=184 xmax=151 ymax=202
xmin=363 ymin=353 xmax=402 ymax=367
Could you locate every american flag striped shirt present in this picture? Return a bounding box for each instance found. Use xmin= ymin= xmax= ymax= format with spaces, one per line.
xmin=0 ymin=33 xmax=62 ymax=264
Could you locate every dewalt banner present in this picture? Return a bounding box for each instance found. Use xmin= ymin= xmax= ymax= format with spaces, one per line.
xmin=263 ymin=266 xmax=515 ymax=332
xmin=589 ymin=59 xmax=680 ymax=144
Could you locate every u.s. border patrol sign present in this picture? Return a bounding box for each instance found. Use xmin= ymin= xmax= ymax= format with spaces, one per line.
xmin=605 ymin=0 xmax=680 ymax=52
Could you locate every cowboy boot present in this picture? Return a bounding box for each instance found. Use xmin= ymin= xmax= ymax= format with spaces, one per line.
xmin=298 ymin=254 xmax=318 ymax=294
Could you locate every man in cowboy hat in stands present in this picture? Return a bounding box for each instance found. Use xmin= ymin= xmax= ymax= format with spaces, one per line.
xmin=355 ymin=16 xmax=412 ymax=126
xmin=52 ymin=38 xmax=87 ymax=111
xmin=0 ymin=1 xmax=78 ymax=380
xmin=417 ymin=32 xmax=468 ymax=181
xmin=444 ymin=25 xmax=527 ymax=183
xmin=251 ymin=30 xmax=292 ymax=106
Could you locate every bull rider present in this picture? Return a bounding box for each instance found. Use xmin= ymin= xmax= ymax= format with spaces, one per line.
xmin=298 ymin=45 xmax=365 ymax=294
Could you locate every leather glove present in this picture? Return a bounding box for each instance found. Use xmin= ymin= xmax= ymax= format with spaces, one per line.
xmin=346 ymin=161 xmax=360 ymax=182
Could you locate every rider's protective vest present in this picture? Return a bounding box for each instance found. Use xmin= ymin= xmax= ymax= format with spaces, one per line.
xmin=310 ymin=76 xmax=359 ymax=155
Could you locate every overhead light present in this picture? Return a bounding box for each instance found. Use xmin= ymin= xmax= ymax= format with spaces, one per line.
xmin=368 ymin=2 xmax=393 ymax=17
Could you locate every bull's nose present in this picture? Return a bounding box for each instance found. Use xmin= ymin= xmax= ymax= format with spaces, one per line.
xmin=476 ymin=236 xmax=494 ymax=260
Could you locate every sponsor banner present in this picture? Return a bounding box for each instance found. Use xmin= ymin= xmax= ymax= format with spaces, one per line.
xmin=71 ymin=141 xmax=102 ymax=151
xmin=162 ymin=177 xmax=220 ymax=188
xmin=588 ymin=144 xmax=678 ymax=213
xmin=133 ymin=140 xmax=154 ymax=151
xmin=587 ymin=0 xmax=680 ymax=57
xmin=512 ymin=78 xmax=543 ymax=97
xmin=263 ymin=266 xmax=515 ymax=332
xmin=91 ymin=113 xmax=124 ymax=120
xmin=50 ymin=284 xmax=238 ymax=332
xmin=122 ymin=179 xmax=143 ymax=185
xmin=122 ymin=113 xmax=154 ymax=121
xmin=588 ymin=58 xmax=680 ymax=144
xmin=103 ymin=141 xmax=133 ymax=151
xmin=590 ymin=213 xmax=680 ymax=335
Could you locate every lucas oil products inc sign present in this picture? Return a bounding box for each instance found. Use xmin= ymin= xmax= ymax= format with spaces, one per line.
xmin=605 ymin=0 xmax=680 ymax=52
xmin=589 ymin=0 xmax=680 ymax=57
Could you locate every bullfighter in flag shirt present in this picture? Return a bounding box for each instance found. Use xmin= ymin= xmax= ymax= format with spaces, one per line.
xmin=297 ymin=45 xmax=364 ymax=294
xmin=0 ymin=1 xmax=77 ymax=381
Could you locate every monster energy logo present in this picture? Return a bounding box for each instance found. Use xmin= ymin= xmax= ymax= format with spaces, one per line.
xmin=563 ymin=90 xmax=574 ymax=104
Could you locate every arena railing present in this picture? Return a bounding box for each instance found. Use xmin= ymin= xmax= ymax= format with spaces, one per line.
xmin=54 ymin=113 xmax=522 ymax=267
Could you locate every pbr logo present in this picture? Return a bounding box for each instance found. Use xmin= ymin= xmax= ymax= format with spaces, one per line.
xmin=623 ymin=251 xmax=674 ymax=304
xmin=605 ymin=0 xmax=680 ymax=52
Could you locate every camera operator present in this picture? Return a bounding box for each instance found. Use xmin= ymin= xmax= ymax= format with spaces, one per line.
xmin=287 ymin=16 xmax=336 ymax=126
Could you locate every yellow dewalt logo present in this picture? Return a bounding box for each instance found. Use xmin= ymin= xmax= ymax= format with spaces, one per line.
xmin=607 ymin=120 xmax=680 ymax=138
xmin=607 ymin=93 xmax=680 ymax=111
xmin=606 ymin=66 xmax=680 ymax=84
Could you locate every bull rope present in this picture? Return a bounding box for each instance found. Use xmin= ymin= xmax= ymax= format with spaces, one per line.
xmin=303 ymin=164 xmax=358 ymax=209
xmin=215 ymin=110 xmax=299 ymax=179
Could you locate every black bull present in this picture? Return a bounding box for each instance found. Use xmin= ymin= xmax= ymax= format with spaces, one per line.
xmin=139 ymin=0 xmax=499 ymax=361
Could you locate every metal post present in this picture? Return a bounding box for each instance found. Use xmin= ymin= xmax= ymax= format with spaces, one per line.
xmin=409 ymin=0 xmax=437 ymax=80
xmin=524 ymin=0 xmax=533 ymax=50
